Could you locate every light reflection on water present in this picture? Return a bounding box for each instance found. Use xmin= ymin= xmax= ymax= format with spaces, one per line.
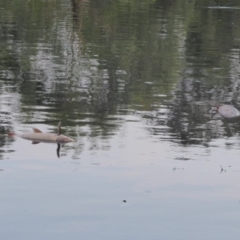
xmin=1 ymin=0 xmax=240 ymax=239
xmin=2 ymin=120 xmax=240 ymax=239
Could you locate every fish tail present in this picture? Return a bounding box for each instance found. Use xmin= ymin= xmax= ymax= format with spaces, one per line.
xmin=7 ymin=132 xmax=17 ymax=137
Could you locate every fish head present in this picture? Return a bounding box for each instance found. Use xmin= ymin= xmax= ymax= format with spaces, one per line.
xmin=56 ymin=134 xmax=75 ymax=143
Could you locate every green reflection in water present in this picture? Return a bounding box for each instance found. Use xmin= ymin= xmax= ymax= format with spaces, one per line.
xmin=0 ymin=0 xmax=240 ymax=154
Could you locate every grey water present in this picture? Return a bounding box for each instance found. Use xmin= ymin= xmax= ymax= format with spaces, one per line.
xmin=1 ymin=0 xmax=240 ymax=239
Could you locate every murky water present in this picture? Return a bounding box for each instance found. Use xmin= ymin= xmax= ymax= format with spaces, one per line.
xmin=1 ymin=0 xmax=240 ymax=239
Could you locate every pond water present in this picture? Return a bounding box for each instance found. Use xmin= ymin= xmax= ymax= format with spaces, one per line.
xmin=1 ymin=0 xmax=240 ymax=239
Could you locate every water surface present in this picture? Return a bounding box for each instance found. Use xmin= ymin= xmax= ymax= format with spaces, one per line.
xmin=1 ymin=0 xmax=240 ymax=239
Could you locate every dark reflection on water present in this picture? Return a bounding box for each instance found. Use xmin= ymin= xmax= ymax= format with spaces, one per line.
xmin=0 ymin=0 xmax=240 ymax=158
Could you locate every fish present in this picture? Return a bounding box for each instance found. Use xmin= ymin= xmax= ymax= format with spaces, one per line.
xmin=8 ymin=122 xmax=75 ymax=144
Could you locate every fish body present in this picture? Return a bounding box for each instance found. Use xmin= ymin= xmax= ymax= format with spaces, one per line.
xmin=19 ymin=132 xmax=75 ymax=144
xmin=9 ymin=126 xmax=75 ymax=144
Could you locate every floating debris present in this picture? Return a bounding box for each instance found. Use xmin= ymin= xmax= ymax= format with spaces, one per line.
xmin=173 ymin=167 xmax=185 ymax=171
xmin=217 ymin=104 xmax=240 ymax=119
xmin=220 ymin=165 xmax=226 ymax=173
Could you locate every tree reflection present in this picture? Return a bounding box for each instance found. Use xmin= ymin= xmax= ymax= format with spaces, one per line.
xmin=1 ymin=0 xmax=240 ymax=157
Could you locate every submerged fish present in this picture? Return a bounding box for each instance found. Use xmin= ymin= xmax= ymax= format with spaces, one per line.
xmin=8 ymin=122 xmax=75 ymax=144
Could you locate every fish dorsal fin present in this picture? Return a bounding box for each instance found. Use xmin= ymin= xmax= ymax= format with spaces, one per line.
xmin=32 ymin=128 xmax=42 ymax=133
